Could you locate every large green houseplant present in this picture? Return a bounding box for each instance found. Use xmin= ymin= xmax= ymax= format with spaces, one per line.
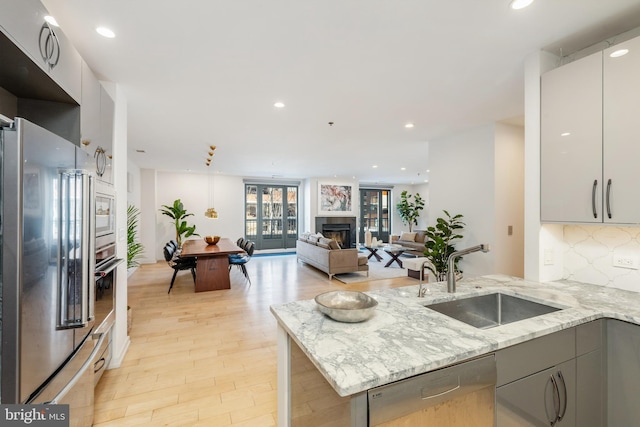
xmin=159 ymin=199 xmax=199 ymax=248
xmin=423 ymin=210 xmax=465 ymax=281
xmin=127 ymin=204 xmax=145 ymax=269
xmin=396 ymin=191 xmax=425 ymax=232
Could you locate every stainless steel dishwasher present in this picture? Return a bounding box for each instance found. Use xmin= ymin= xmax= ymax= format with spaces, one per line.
xmin=368 ymin=354 xmax=496 ymax=426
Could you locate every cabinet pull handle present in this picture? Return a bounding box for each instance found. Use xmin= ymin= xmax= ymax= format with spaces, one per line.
xmin=592 ymin=179 xmax=598 ymax=219
xmin=557 ymin=370 xmax=568 ymax=421
xmin=606 ymin=179 xmax=612 ymax=219
xmin=549 ymin=374 xmax=561 ymax=426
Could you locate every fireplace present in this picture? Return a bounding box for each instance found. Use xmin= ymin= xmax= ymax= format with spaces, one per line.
xmin=322 ymin=224 xmax=351 ymax=249
xmin=315 ymin=217 xmax=357 ymax=248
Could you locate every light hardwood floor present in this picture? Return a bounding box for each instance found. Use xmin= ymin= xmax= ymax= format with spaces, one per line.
xmin=94 ymin=254 xmax=414 ymax=427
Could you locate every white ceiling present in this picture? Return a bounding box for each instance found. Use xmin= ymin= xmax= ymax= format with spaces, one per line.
xmin=42 ymin=0 xmax=640 ymax=184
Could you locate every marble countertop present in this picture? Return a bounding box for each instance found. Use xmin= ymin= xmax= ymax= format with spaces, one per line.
xmin=270 ymin=275 xmax=640 ymax=397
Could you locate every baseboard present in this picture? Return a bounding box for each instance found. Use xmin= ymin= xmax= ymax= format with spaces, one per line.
xmin=107 ymin=336 xmax=131 ymax=369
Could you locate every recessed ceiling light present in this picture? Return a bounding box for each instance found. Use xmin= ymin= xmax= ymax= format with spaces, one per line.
xmin=509 ymin=0 xmax=534 ymax=10
xmin=96 ymin=27 xmax=115 ymax=38
xmin=610 ymin=49 xmax=629 ymax=58
xmin=400 ymin=167 xmax=406 ymax=171
xmin=561 ymin=132 xmax=571 ymax=137
xmin=404 ymin=123 xmax=414 ymax=129
xmin=372 ymin=165 xmax=378 ymax=168
xmin=44 ymin=16 xmax=59 ymax=27
xmin=274 ymin=102 xmax=285 ymax=108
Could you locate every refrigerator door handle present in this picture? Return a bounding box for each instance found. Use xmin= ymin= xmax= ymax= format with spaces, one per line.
xmin=45 ymin=333 xmax=106 ymax=405
xmin=58 ymin=170 xmax=94 ymax=328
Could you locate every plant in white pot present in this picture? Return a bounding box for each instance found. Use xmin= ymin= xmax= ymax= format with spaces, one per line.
xmin=396 ymin=191 xmax=425 ymax=232
xmin=423 ymin=210 xmax=465 ymax=282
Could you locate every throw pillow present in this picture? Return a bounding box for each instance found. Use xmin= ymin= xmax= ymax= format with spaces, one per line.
xmin=400 ymin=232 xmax=417 ymax=242
xmin=328 ymin=240 xmax=340 ymax=250
xmin=317 ymin=237 xmax=333 ymax=249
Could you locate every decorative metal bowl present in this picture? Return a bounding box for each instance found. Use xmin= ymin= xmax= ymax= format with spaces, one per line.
xmin=314 ymin=291 xmax=378 ymax=323
xmin=204 ymin=235 xmax=220 ymax=245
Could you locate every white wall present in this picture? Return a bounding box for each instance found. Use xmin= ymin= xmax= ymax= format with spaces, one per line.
xmin=153 ymin=172 xmax=245 ymax=259
xmin=126 ymin=160 xmax=141 ymax=208
xmin=523 ymin=50 xmax=561 ymax=281
xmin=494 ymin=123 xmax=525 ymax=277
xmin=103 ymin=82 xmax=130 ymax=368
xmin=428 ymin=125 xmax=496 ymax=277
xmin=390 ymin=184 xmax=429 ymax=235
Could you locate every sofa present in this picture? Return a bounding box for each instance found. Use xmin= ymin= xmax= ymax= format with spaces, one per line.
xmin=297 ymin=233 xmax=369 ymax=279
xmin=391 ymin=230 xmax=427 ymax=256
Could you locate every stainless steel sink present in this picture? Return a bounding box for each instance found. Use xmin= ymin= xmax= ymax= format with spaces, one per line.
xmin=425 ymin=293 xmax=562 ymax=329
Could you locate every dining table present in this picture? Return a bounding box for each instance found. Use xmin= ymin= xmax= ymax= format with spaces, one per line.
xmin=179 ymin=238 xmax=244 ymax=292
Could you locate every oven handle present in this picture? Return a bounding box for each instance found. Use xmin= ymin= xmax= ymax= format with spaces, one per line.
xmin=95 ymin=258 xmax=124 ymax=276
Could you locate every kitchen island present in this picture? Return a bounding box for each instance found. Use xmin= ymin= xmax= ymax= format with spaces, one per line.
xmin=270 ymin=275 xmax=640 ymax=426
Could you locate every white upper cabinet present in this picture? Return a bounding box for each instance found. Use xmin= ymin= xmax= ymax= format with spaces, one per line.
xmin=98 ymin=85 xmax=115 ymax=184
xmin=0 ymin=0 xmax=81 ymax=102
xmin=80 ymin=61 xmax=115 ymax=184
xmin=603 ymin=37 xmax=640 ymax=224
xmin=542 ymin=33 xmax=640 ymax=224
xmin=541 ymin=52 xmax=603 ymax=223
xmin=81 ymin=61 xmax=101 ymax=146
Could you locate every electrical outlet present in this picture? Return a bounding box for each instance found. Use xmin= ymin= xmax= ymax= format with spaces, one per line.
xmin=613 ymin=255 xmax=639 ymax=270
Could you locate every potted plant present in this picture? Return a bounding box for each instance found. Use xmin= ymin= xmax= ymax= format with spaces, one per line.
xmin=159 ymin=199 xmax=199 ymax=248
xmin=396 ymin=191 xmax=425 ymax=232
xmin=127 ymin=204 xmax=145 ymax=269
xmin=423 ymin=210 xmax=465 ymax=281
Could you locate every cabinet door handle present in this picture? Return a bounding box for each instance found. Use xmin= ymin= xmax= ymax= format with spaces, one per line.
xmin=592 ymin=179 xmax=598 ymax=219
xmin=549 ymin=374 xmax=561 ymax=426
xmin=606 ymin=179 xmax=612 ymax=219
xmin=557 ymin=370 xmax=568 ymax=421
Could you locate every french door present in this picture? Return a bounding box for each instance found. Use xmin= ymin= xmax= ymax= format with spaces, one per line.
xmin=245 ymin=184 xmax=298 ymax=250
xmin=359 ymin=189 xmax=391 ymax=244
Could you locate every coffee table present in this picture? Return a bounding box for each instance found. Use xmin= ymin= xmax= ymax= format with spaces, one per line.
xmin=382 ymin=245 xmax=410 ymax=267
xmin=361 ymin=244 xmax=384 ymax=261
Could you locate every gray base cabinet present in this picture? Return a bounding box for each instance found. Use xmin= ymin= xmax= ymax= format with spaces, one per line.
xmin=576 ymin=320 xmax=604 ymax=427
xmin=607 ymin=320 xmax=640 ymax=427
xmin=496 ymin=325 xmax=608 ymax=427
xmin=497 ymin=359 xmax=575 ymax=427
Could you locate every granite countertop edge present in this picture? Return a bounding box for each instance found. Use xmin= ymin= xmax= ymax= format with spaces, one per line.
xmin=270 ymin=274 xmax=640 ymax=397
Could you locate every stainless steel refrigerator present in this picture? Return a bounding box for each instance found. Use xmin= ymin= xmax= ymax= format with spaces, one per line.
xmin=1 ymin=117 xmax=105 ymax=426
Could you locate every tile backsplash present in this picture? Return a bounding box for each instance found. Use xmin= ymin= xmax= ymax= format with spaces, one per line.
xmin=563 ymin=225 xmax=640 ymax=292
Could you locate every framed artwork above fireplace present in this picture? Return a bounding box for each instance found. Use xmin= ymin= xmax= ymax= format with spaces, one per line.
xmin=318 ymin=182 xmax=354 ymax=216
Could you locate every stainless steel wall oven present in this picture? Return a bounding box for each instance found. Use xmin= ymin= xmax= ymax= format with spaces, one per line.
xmin=93 ymin=181 xmax=121 ymax=334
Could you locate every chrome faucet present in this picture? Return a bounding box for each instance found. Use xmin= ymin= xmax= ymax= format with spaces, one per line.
xmin=418 ymin=259 xmax=433 ymax=297
xmin=446 ymin=244 xmax=490 ymax=293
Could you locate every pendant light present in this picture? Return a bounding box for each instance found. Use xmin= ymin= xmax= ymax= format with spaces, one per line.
xmin=205 ymin=145 xmax=218 ymax=219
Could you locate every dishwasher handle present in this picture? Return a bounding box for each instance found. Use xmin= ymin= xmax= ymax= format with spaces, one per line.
xmin=421 ymin=376 xmax=461 ymax=400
